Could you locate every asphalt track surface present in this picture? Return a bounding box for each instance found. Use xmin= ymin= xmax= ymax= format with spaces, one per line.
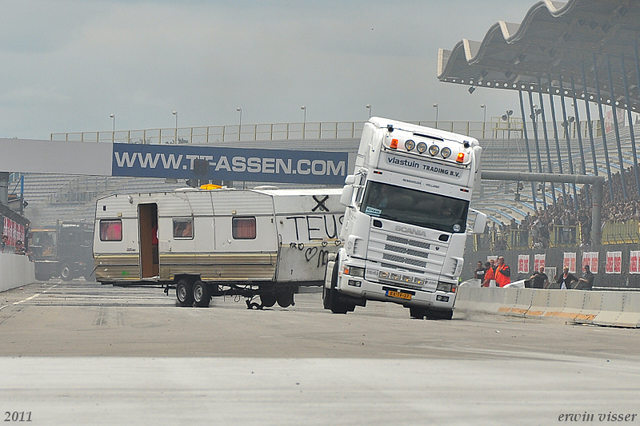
xmin=1 ymin=280 xmax=639 ymax=425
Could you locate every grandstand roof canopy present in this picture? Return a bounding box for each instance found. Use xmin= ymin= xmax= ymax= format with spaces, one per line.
xmin=437 ymin=0 xmax=640 ymax=111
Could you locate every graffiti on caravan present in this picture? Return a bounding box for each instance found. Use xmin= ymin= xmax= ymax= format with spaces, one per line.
xmin=111 ymin=144 xmax=348 ymax=185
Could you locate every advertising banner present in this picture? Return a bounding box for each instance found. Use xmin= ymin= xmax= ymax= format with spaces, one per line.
xmin=533 ymin=254 xmax=545 ymax=271
xmin=112 ymin=144 xmax=349 ymax=185
xmin=582 ymin=251 xmax=599 ymax=274
xmin=3 ymin=217 xmax=25 ymax=247
xmin=630 ymin=251 xmax=640 ymax=274
xmin=605 ymin=251 xmax=622 ymax=274
xmin=517 ymin=254 xmax=529 ymax=274
xmin=563 ymin=252 xmax=577 ymax=274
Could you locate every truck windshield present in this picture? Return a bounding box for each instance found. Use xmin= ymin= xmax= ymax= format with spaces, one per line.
xmin=360 ymin=181 xmax=469 ymax=233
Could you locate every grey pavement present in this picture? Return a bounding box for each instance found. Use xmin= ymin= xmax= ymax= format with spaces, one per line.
xmin=1 ymin=280 xmax=639 ymax=425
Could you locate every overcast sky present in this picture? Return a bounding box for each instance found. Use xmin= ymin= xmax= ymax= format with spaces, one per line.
xmin=0 ymin=0 xmax=537 ymax=139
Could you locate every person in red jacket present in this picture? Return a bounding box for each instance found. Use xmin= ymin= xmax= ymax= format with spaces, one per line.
xmin=494 ymin=256 xmax=511 ymax=287
xmin=482 ymin=261 xmax=495 ymax=287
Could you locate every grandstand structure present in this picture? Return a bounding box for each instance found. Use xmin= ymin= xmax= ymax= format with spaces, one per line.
xmin=438 ymin=0 xmax=640 ymax=246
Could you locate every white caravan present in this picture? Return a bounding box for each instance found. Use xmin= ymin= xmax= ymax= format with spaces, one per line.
xmin=324 ymin=117 xmax=486 ymax=319
xmin=94 ymin=187 xmax=343 ymax=308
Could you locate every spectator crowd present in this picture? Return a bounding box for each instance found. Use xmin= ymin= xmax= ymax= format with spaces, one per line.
xmin=483 ymin=166 xmax=640 ymax=249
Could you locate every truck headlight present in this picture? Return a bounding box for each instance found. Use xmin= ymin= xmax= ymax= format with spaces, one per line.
xmin=344 ymin=265 xmax=365 ymax=278
xmin=437 ymin=281 xmax=457 ymax=293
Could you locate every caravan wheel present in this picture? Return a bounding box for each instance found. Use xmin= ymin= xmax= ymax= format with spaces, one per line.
xmin=276 ymin=290 xmax=294 ymax=308
xmin=260 ymin=293 xmax=277 ymax=308
xmin=176 ymin=279 xmax=194 ymax=307
xmin=193 ymin=281 xmax=211 ymax=308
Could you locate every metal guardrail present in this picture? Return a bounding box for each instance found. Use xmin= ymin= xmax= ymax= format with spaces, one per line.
xmin=50 ymin=119 xmax=601 ymax=145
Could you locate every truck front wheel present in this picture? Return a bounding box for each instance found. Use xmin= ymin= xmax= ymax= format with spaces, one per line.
xmin=409 ymin=307 xmax=427 ymax=319
xmin=327 ymin=256 xmax=353 ymax=314
xmin=426 ymin=309 xmax=453 ymax=320
xmin=176 ymin=279 xmax=194 ymax=307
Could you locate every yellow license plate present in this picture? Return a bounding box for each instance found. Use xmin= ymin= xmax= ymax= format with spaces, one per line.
xmin=386 ymin=290 xmax=412 ymax=300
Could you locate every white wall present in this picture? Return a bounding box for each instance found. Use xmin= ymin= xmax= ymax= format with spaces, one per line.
xmin=0 ymin=253 xmax=36 ymax=293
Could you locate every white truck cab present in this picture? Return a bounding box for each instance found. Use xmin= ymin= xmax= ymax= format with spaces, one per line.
xmin=323 ymin=117 xmax=486 ymax=319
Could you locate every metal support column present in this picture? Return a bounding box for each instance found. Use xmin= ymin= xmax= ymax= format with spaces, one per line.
xmin=0 ymin=172 xmax=8 ymax=206
xmin=624 ymin=52 xmax=640 ymax=196
xmin=581 ymin=61 xmax=599 ymax=177
xmin=528 ymin=91 xmax=546 ymax=208
xmin=592 ymin=53 xmax=615 ymax=202
xmin=518 ymin=90 xmax=537 ymax=210
xmin=570 ymin=73 xmax=589 ymax=206
xmin=558 ymin=75 xmax=579 ymax=209
xmin=606 ymin=53 xmax=628 ymax=200
xmin=537 ymin=76 xmax=556 ymax=206
xmin=548 ymin=74 xmax=568 ymax=202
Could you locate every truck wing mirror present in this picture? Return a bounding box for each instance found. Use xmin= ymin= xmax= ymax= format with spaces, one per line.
xmin=472 ymin=211 xmax=487 ymax=234
xmin=340 ymin=185 xmax=354 ymax=207
xmin=344 ymin=175 xmax=356 ymax=185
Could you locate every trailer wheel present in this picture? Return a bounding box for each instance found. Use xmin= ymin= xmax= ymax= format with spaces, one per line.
xmin=193 ymin=281 xmax=211 ymax=308
xmin=276 ymin=289 xmax=294 ymax=308
xmin=260 ymin=293 xmax=277 ymax=308
xmin=176 ymin=279 xmax=194 ymax=307
xmin=60 ymin=263 xmax=73 ymax=281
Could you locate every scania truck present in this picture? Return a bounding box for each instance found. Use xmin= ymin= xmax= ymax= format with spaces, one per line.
xmin=323 ymin=117 xmax=486 ymax=319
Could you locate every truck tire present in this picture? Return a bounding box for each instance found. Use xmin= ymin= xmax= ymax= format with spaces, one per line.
xmin=426 ymin=309 xmax=453 ymax=320
xmin=409 ymin=307 xmax=427 ymax=319
xmin=322 ymin=282 xmax=332 ymax=310
xmin=36 ymin=272 xmax=51 ymax=281
xmin=327 ymin=257 xmax=351 ymax=314
xmin=176 ymin=279 xmax=194 ymax=307
xmin=322 ymin=260 xmax=335 ymax=310
xmin=193 ymin=281 xmax=211 ymax=308
xmin=60 ymin=263 xmax=73 ymax=281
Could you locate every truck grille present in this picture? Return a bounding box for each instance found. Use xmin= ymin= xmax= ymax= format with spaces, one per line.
xmin=367 ymin=227 xmax=447 ymax=287
xmin=386 ymin=234 xmax=431 ymax=250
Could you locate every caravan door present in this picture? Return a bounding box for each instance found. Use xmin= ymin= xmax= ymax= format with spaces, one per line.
xmin=138 ymin=203 xmax=159 ymax=278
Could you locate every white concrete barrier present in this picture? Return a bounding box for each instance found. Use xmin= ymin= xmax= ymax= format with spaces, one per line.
xmin=455 ymin=286 xmax=640 ymax=328
xmin=0 ymin=252 xmax=36 ymax=293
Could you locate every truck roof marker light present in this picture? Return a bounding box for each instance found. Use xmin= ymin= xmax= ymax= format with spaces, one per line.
xmin=428 ymin=145 xmax=439 ymax=156
xmin=416 ymin=142 xmax=427 ymax=154
xmin=405 ymin=139 xmax=415 ymax=151
xmin=390 ymin=139 xmax=398 ymax=149
xmin=456 ymin=152 xmax=465 ymax=163
xmin=441 ymin=147 xmax=452 ymax=159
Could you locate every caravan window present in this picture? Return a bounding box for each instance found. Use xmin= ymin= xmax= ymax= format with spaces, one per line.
xmin=232 ymin=217 xmax=256 ymax=239
xmin=100 ymin=220 xmax=122 ymax=241
xmin=173 ymin=218 xmax=194 ymax=239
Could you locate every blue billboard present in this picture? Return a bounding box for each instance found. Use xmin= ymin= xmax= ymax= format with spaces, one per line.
xmin=112 ymin=144 xmax=348 ymax=185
